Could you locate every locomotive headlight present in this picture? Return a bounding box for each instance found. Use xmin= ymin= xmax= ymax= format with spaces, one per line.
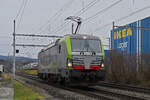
xmin=67 ymin=59 xmax=72 ymax=67
xmin=68 ymin=62 xmax=72 ymax=67
xmin=83 ymin=36 xmax=87 ymax=39
xmin=101 ymin=63 xmax=104 ymax=68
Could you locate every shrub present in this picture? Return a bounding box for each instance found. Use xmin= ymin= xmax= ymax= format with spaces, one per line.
xmin=105 ymin=50 xmax=150 ymax=86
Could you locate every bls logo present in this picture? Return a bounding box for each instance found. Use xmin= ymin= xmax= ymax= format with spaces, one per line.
xmin=113 ymin=28 xmax=132 ymax=40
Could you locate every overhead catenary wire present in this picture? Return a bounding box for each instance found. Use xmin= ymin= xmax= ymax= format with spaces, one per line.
xmin=38 ymin=0 xmax=100 ymax=34
xmin=14 ymin=0 xmax=25 ymax=20
xmin=78 ymin=0 xmax=122 ymax=32
xmin=36 ymin=0 xmax=75 ymax=34
xmin=94 ymin=3 xmax=150 ymax=32
xmin=83 ymin=0 xmax=123 ymax=23
xmin=116 ymin=4 xmax=150 ymax=22
xmin=52 ymin=0 xmax=123 ymax=34
xmin=75 ymin=0 xmax=101 ymax=16
xmin=17 ymin=0 xmax=29 ymax=29
xmin=132 ymin=0 xmax=135 ymax=5
xmin=51 ymin=0 xmax=102 ymax=34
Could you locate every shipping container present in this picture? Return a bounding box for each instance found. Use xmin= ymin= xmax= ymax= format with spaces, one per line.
xmin=111 ymin=16 xmax=150 ymax=55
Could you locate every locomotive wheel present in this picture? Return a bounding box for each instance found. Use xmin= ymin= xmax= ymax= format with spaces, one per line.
xmin=65 ymin=77 xmax=70 ymax=83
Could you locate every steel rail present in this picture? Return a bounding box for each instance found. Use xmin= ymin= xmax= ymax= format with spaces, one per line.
xmin=92 ymin=87 xmax=147 ymax=100
xmin=98 ymin=82 xmax=150 ymax=94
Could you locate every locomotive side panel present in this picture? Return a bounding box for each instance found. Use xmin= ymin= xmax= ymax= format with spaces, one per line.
xmin=49 ymin=45 xmax=58 ymax=74
xmin=38 ymin=45 xmax=58 ymax=74
xmin=38 ymin=38 xmax=68 ymax=75
xmin=58 ymin=41 xmax=68 ymax=68
xmin=57 ymin=38 xmax=71 ymax=78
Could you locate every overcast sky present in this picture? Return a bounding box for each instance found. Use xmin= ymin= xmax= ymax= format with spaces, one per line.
xmin=1 ymin=0 xmax=150 ymax=58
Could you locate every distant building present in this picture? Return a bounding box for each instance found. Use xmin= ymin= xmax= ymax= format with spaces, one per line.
xmin=0 ymin=65 xmax=4 ymax=76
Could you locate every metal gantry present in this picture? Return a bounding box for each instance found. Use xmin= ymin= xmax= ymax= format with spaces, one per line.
xmin=15 ymin=34 xmax=62 ymax=38
xmin=12 ymin=23 xmax=62 ymax=78
xmin=15 ymin=44 xmax=48 ymax=47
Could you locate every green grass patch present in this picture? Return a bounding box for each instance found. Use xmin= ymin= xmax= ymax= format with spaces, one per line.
xmin=13 ymin=81 xmax=44 ymax=100
xmin=2 ymin=73 xmax=11 ymax=81
xmin=17 ymin=69 xmax=38 ymax=75
xmin=24 ymin=70 xmax=38 ymax=75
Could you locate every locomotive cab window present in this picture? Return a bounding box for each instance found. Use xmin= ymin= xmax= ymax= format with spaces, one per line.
xmin=71 ymin=39 xmax=101 ymax=53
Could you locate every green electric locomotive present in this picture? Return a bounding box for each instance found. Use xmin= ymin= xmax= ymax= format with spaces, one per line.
xmin=38 ymin=34 xmax=105 ymax=85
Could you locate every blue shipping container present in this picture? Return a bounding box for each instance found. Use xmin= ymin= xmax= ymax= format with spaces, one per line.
xmin=111 ymin=16 xmax=150 ymax=55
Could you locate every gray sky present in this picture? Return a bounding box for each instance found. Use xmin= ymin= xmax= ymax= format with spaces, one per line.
xmin=1 ymin=0 xmax=150 ymax=58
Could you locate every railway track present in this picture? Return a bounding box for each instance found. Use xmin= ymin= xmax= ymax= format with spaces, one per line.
xmin=16 ymin=73 xmax=112 ymax=100
xmin=91 ymin=86 xmax=148 ymax=100
xmin=98 ymin=82 xmax=150 ymax=94
xmin=16 ymin=73 xmax=150 ymax=100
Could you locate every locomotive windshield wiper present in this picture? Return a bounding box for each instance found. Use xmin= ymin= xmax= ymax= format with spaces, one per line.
xmin=91 ymin=51 xmax=96 ymax=55
xmin=80 ymin=51 xmax=84 ymax=55
xmin=89 ymin=48 xmax=96 ymax=55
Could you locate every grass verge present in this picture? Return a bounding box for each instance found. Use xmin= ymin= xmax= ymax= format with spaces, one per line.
xmin=24 ymin=69 xmax=38 ymax=75
xmin=2 ymin=73 xmax=11 ymax=81
xmin=17 ymin=69 xmax=38 ymax=75
xmin=13 ymin=81 xmax=44 ymax=100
